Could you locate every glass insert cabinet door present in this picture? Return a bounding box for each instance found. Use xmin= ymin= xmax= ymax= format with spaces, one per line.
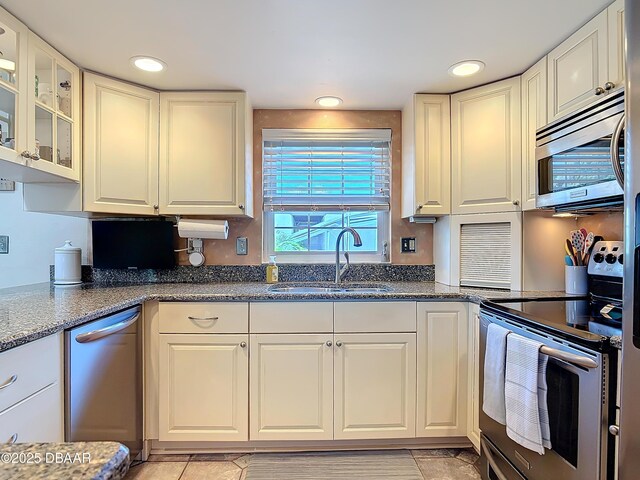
xmin=0 ymin=11 xmax=28 ymax=164
xmin=26 ymin=31 xmax=80 ymax=181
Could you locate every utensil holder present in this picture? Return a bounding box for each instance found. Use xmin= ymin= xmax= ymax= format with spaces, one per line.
xmin=565 ymin=266 xmax=588 ymax=295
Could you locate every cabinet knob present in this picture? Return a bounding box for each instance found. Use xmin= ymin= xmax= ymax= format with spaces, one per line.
xmin=595 ymin=86 xmax=605 ymax=95
xmin=336 ymin=341 xmax=343 ymax=347
xmin=153 ymin=205 xmax=159 ymax=210
xmin=604 ymin=81 xmax=615 ymax=91
xmin=239 ymin=204 xmax=245 ymax=210
xmin=240 ymin=341 xmax=247 ymax=348
xmin=7 ymin=433 xmax=17 ymax=444
xmin=326 ymin=341 xmax=332 ymax=347
xmin=20 ymin=151 xmax=33 ymax=159
xmin=609 ymin=425 xmax=620 ymax=436
xmin=513 ymin=200 xmax=520 ymax=206
xmin=30 ymin=153 xmax=40 ymax=161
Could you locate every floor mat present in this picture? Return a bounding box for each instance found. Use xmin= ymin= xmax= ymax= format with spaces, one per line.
xmin=245 ymin=450 xmax=423 ymax=480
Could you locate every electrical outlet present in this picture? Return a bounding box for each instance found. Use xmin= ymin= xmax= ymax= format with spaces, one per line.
xmin=236 ymin=237 xmax=248 ymax=255
xmin=0 ymin=179 xmax=15 ymax=191
xmin=401 ymin=237 xmax=416 ymax=253
xmin=0 ymin=235 xmax=8 ymax=254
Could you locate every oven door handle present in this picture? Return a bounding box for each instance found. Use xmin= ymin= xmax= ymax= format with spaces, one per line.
xmin=540 ymin=345 xmax=598 ymax=369
xmin=610 ymin=114 xmax=625 ymax=189
xmin=480 ymin=438 xmax=509 ymax=480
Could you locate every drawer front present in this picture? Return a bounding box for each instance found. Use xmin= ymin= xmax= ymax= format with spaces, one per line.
xmin=334 ymin=302 xmax=417 ymax=333
xmin=0 ymin=334 xmax=61 ymax=413
xmin=159 ymin=302 xmax=248 ymax=334
xmin=250 ymin=302 xmax=333 ymax=333
xmin=0 ymin=383 xmax=63 ymax=443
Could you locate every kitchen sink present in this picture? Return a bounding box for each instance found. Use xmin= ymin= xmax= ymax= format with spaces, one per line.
xmin=268 ymin=284 xmax=390 ymax=294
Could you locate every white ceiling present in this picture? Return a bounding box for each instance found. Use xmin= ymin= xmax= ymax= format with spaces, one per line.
xmin=0 ymin=0 xmax=611 ymax=109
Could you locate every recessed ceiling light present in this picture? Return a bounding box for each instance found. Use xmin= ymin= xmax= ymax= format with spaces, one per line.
xmin=130 ymin=56 xmax=166 ymax=72
xmin=0 ymin=59 xmax=15 ymax=72
xmin=448 ymin=60 xmax=485 ymax=77
xmin=315 ymin=96 xmax=343 ymax=108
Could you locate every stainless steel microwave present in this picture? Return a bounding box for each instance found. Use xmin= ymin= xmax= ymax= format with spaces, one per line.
xmin=536 ymin=89 xmax=624 ymax=210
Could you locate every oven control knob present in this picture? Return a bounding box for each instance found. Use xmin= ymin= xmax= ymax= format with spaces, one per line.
xmin=618 ymin=254 xmax=624 ymax=264
xmin=605 ymin=253 xmax=617 ymax=264
xmin=593 ymin=253 xmax=605 ymax=263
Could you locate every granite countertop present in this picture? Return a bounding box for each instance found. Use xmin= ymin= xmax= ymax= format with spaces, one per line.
xmin=0 ymin=280 xmax=572 ymax=352
xmin=0 ymin=442 xmax=129 ymax=480
xmin=610 ymin=335 xmax=622 ymax=350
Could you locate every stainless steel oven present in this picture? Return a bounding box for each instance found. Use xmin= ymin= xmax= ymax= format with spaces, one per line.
xmin=536 ymin=89 xmax=624 ymax=210
xmin=478 ymin=306 xmax=612 ymax=480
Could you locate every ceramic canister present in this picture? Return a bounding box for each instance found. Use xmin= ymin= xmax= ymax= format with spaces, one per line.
xmin=54 ymin=240 xmax=82 ymax=285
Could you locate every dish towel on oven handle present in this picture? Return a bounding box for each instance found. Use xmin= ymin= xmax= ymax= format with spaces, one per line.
xmin=482 ymin=322 xmax=510 ymax=424
xmin=504 ymin=333 xmax=552 ymax=455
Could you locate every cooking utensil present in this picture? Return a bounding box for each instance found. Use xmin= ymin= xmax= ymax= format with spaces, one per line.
xmin=570 ymin=231 xmax=585 ymax=266
xmin=583 ymin=232 xmax=595 ymax=264
xmin=580 ymin=228 xmax=588 ymax=240
xmin=565 ymin=255 xmax=575 ymax=266
xmin=566 ymin=238 xmax=579 ymax=266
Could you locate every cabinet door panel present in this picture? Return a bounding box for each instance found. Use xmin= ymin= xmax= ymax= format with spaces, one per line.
xmin=159 ymin=334 xmax=248 ymax=441
xmin=334 ymin=333 xmax=416 ymax=440
xmin=416 ymin=302 xmax=468 ymax=437
xmin=159 ymin=92 xmax=250 ymax=216
xmin=521 ymin=58 xmax=547 ymax=211
xmin=83 ymin=73 xmax=159 ymax=214
xmin=250 ymin=334 xmax=333 ymax=440
xmin=0 ymin=383 xmax=62 ymax=443
xmin=547 ymin=10 xmax=608 ymax=121
xmin=451 ymin=78 xmax=521 ymax=214
xmin=607 ymin=0 xmax=625 ymax=90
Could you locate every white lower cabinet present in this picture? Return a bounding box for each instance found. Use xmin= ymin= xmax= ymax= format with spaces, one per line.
xmin=467 ymin=304 xmax=481 ymax=451
xmin=416 ymin=302 xmax=468 ymax=438
xmin=334 ymin=333 xmax=416 ymax=440
xmin=158 ymin=334 xmax=248 ymax=441
xmin=250 ymin=334 xmax=333 ymax=441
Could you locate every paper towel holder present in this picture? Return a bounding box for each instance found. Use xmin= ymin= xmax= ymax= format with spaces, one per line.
xmin=173 ymin=217 xmax=208 ymax=267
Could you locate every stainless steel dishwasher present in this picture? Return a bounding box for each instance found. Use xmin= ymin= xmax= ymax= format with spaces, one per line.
xmin=65 ymin=305 xmax=142 ymax=458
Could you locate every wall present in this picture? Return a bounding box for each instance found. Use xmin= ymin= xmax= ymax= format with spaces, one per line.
xmin=0 ymin=183 xmax=90 ymax=289
xmin=177 ymin=109 xmax=434 ymax=266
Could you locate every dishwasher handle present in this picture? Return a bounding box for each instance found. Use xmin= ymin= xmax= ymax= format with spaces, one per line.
xmin=75 ymin=312 xmax=140 ymax=343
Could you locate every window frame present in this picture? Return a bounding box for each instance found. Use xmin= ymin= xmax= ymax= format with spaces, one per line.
xmin=261 ymin=128 xmax=392 ymax=264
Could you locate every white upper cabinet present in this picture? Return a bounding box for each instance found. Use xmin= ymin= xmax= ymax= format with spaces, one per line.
xmin=547 ymin=9 xmax=609 ymax=121
xmin=607 ymin=0 xmax=625 ymax=90
xmin=26 ymin=32 xmax=80 ymax=182
xmin=159 ymin=92 xmax=253 ymax=217
xmin=451 ymin=78 xmax=521 ymax=214
xmin=402 ymin=94 xmax=451 ymax=217
xmin=521 ymin=58 xmax=547 ymax=211
xmin=83 ymin=73 xmax=159 ymax=215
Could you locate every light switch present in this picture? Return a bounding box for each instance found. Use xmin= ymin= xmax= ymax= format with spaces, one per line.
xmin=236 ymin=237 xmax=248 ymax=255
xmin=0 ymin=235 xmax=8 ymax=254
xmin=401 ymin=237 xmax=416 ymax=253
xmin=0 ymin=179 xmax=15 ymax=191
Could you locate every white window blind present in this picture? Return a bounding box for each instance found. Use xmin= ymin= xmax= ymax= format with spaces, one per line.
xmin=263 ymin=129 xmax=391 ymax=212
xmin=460 ymin=222 xmax=512 ymax=289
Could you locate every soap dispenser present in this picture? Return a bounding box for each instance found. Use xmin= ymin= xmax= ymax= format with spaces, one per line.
xmin=266 ymin=255 xmax=279 ymax=284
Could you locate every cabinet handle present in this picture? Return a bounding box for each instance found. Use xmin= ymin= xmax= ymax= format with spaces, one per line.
xmin=0 ymin=374 xmax=17 ymax=390
xmin=609 ymin=425 xmax=620 ymax=436
xmin=240 ymin=341 xmax=247 ymax=348
xmin=30 ymin=153 xmax=40 ymax=161
xmin=595 ymin=86 xmax=605 ymax=95
xmin=20 ymin=151 xmax=31 ymax=159
xmin=326 ymin=341 xmax=332 ymax=347
xmin=7 ymin=433 xmax=17 ymax=445
xmin=187 ymin=316 xmax=219 ymax=321
xmin=336 ymin=341 xmax=343 ymax=347
xmin=604 ymin=81 xmax=615 ymax=91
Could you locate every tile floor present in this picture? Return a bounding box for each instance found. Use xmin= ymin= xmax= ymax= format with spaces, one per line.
xmin=125 ymin=448 xmax=480 ymax=480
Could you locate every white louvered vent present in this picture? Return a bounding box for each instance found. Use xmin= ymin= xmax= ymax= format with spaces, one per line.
xmin=460 ymin=222 xmax=511 ymax=289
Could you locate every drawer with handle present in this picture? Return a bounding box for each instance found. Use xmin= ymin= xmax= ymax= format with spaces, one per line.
xmin=0 ymin=382 xmax=63 ymax=443
xmin=159 ymin=302 xmax=249 ymax=334
xmin=0 ymin=334 xmax=61 ymax=413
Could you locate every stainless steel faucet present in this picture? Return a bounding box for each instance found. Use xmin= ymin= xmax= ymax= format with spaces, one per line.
xmin=335 ymin=227 xmax=363 ymax=283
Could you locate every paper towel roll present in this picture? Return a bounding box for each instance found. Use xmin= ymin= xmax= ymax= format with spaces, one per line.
xmin=177 ymin=219 xmax=229 ymax=240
